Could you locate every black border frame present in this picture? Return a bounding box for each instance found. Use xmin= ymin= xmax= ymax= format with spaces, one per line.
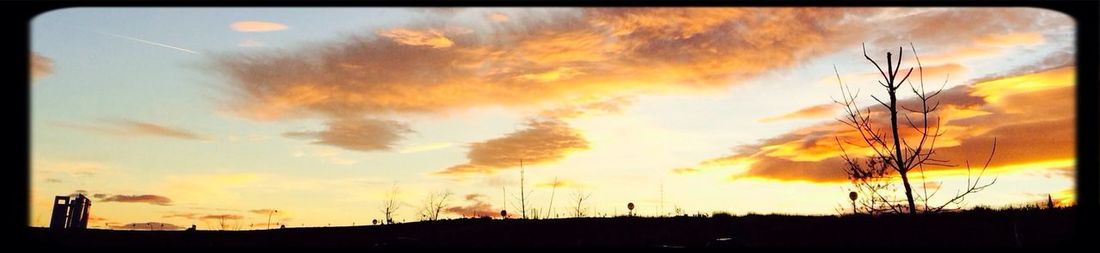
xmin=6 ymin=0 xmax=1096 ymax=251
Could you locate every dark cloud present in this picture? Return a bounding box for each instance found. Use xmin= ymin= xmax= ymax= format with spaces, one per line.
xmin=445 ymin=193 xmax=505 ymax=218
xmin=248 ymin=209 xmax=278 ymax=215
xmin=200 ymin=214 xmax=244 ymax=220
xmin=98 ymin=194 xmax=173 ymax=206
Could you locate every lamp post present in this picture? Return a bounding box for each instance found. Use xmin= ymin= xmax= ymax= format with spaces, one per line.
xmin=849 ymin=191 xmax=859 ymax=215
xmin=267 ymin=210 xmax=278 ymax=229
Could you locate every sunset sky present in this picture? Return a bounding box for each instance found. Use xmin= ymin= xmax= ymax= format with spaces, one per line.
xmin=30 ymin=7 xmax=1076 ymax=230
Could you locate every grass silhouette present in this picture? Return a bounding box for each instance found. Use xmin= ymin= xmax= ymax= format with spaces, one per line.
xmin=30 ymin=205 xmax=1073 ymax=248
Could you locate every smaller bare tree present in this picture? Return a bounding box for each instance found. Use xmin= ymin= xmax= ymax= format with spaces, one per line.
xmin=418 ymin=190 xmax=453 ymax=221
xmin=379 ymin=183 xmax=401 ymax=224
xmin=571 ymin=188 xmax=592 ymax=217
xmin=834 ymin=43 xmax=997 ymax=215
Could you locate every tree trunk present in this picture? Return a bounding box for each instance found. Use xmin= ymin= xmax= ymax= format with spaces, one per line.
xmin=900 ymin=171 xmax=917 ymax=215
xmin=888 ymin=84 xmax=917 ymax=215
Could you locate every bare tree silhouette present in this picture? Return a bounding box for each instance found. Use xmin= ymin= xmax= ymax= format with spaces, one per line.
xmin=418 ymin=190 xmax=453 ymax=221
xmin=570 ymin=187 xmax=592 ymax=217
xmin=834 ymin=43 xmax=998 ymax=215
xmin=379 ymin=183 xmax=401 ymax=224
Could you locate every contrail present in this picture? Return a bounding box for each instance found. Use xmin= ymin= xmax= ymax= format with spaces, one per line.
xmin=97 ymin=31 xmax=200 ymax=55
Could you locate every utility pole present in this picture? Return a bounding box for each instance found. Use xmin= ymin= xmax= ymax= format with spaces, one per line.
xmin=519 ymin=159 xmax=527 ymax=219
xmin=502 ymin=185 xmax=507 ymax=218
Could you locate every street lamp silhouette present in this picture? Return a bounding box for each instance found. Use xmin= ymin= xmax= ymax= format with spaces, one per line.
xmin=849 ymin=191 xmax=858 ymax=215
xmin=267 ymin=210 xmax=278 ymax=229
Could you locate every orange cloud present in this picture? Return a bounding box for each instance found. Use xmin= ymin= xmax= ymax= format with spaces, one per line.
xmin=162 ymin=212 xmax=199 ymax=219
xmin=55 ymin=119 xmax=207 ymax=140
xmin=208 ymin=8 xmax=1070 ymax=165
xmin=444 ymin=193 xmax=505 ymax=218
xmin=437 ymin=119 xmax=589 ymax=175
xmin=231 ymin=21 xmax=288 ymax=32
xmin=120 ymin=121 xmax=206 ymax=140
xmin=677 ymin=66 xmax=1076 ymax=183
xmin=488 ymin=12 xmax=509 ymax=22
xmin=920 ymin=46 xmax=1005 ymax=66
xmin=377 ymin=28 xmax=457 ymax=48
xmin=210 ymin=8 xmax=865 ymax=122
xmin=283 ymin=118 xmax=412 ymax=152
xmin=31 ymin=52 xmax=53 ymax=81
xmin=865 ymin=8 xmax=1062 ymax=48
xmin=212 ymin=8 xmax=1068 ymax=122
xmin=759 ymin=104 xmax=836 ymax=123
xmin=538 ymin=96 xmax=634 ymax=119
xmin=975 ymin=32 xmax=1045 ymax=46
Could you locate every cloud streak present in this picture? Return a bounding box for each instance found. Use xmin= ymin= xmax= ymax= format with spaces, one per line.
xmin=56 ymin=119 xmax=207 ymax=141
xmin=98 ymin=194 xmax=173 ymax=206
xmin=98 ymin=31 xmax=200 ymax=54
xmin=201 ymin=214 xmax=244 ymax=220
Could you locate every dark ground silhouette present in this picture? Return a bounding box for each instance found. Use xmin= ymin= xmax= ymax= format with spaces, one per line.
xmin=29 ymin=207 xmax=1074 ymax=248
